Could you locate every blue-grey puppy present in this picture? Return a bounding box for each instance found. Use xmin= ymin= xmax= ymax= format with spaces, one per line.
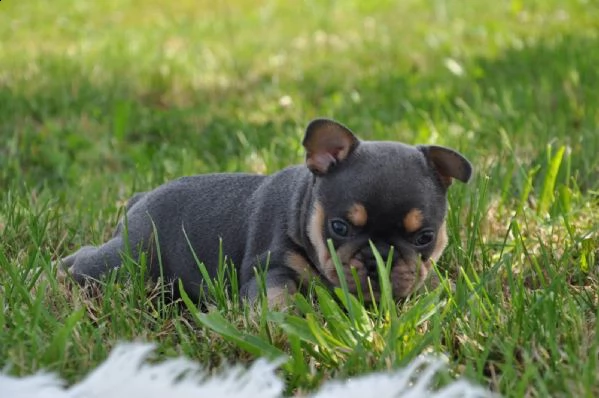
xmin=60 ymin=119 xmax=472 ymax=307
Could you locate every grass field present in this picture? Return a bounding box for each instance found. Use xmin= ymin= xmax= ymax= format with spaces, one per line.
xmin=2 ymin=0 xmax=599 ymax=396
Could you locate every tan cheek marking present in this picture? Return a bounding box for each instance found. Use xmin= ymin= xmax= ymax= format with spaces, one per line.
xmin=418 ymin=221 xmax=448 ymax=291
xmin=393 ymin=221 xmax=448 ymax=297
xmin=430 ymin=221 xmax=448 ymax=262
xmin=307 ymin=202 xmax=329 ymax=269
xmin=323 ymin=259 xmax=339 ymax=285
xmin=347 ymin=203 xmax=368 ymax=227
xmin=391 ymin=260 xmax=416 ymax=297
xmin=285 ymin=252 xmax=319 ymax=284
xmin=403 ymin=208 xmax=423 ymax=232
xmin=323 ymin=250 xmax=368 ymax=292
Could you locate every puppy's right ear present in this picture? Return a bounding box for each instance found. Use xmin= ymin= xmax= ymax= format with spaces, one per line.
xmin=302 ymin=118 xmax=359 ymax=175
xmin=419 ymin=145 xmax=473 ymax=188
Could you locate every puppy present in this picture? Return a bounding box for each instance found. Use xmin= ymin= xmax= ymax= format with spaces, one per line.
xmin=60 ymin=119 xmax=472 ymax=307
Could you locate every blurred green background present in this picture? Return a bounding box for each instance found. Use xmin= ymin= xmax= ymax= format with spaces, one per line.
xmin=1 ymin=1 xmax=599 ymax=395
xmin=2 ymin=0 xmax=598 ymax=193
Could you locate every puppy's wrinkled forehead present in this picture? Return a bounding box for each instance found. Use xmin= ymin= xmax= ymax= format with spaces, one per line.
xmin=316 ymin=142 xmax=447 ymax=227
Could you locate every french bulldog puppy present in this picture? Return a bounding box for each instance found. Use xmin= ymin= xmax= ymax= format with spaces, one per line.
xmin=60 ymin=118 xmax=472 ymax=307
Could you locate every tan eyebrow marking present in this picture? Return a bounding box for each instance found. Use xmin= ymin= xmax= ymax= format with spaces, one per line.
xmin=403 ymin=208 xmax=423 ymax=232
xmin=347 ymin=203 xmax=368 ymax=227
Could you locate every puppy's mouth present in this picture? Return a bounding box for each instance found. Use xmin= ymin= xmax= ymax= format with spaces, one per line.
xmin=319 ymin=245 xmax=433 ymax=301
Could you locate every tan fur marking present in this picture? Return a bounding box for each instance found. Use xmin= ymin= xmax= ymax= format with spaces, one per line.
xmin=403 ymin=208 xmax=424 ymax=232
xmin=285 ymin=252 xmax=319 ymax=284
xmin=430 ymin=221 xmax=448 ymax=262
xmin=391 ymin=220 xmax=448 ymax=297
xmin=347 ymin=203 xmax=368 ymax=227
xmin=322 ymin=244 xmax=370 ymax=295
xmin=390 ymin=259 xmax=416 ymax=297
xmin=323 ymin=260 xmax=340 ymax=285
xmin=307 ymin=202 xmax=329 ymax=270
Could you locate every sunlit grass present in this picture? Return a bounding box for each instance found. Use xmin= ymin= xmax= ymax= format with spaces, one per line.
xmin=1 ymin=0 xmax=599 ymax=396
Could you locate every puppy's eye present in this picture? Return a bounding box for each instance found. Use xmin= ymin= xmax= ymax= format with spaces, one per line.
xmin=330 ymin=219 xmax=349 ymax=237
xmin=414 ymin=230 xmax=435 ymax=247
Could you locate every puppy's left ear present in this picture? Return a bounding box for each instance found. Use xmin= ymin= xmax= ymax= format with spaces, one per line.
xmin=303 ymin=118 xmax=360 ymax=175
xmin=419 ymin=145 xmax=473 ymax=188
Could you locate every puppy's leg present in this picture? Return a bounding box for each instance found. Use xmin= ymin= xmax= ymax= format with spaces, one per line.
xmin=60 ymin=245 xmax=97 ymax=270
xmin=60 ymin=196 xmax=151 ymax=284
xmin=241 ymin=266 xmax=298 ymax=309
xmin=60 ymin=237 xmax=129 ymax=284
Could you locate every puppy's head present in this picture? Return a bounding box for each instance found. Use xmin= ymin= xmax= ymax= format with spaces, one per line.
xmin=302 ymin=118 xmax=472 ymax=300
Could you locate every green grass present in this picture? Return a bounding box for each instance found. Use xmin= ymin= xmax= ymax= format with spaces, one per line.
xmin=1 ymin=0 xmax=599 ymax=396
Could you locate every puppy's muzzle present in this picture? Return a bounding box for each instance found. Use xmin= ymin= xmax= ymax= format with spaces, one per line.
xmin=357 ymin=242 xmax=399 ymax=277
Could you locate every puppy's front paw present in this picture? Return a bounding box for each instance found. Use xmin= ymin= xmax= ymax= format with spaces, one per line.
xmin=264 ymin=285 xmax=297 ymax=310
xmin=54 ymin=249 xmax=88 ymax=284
xmin=241 ymin=273 xmax=298 ymax=311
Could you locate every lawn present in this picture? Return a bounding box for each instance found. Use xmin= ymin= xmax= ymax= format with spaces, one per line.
xmin=1 ymin=0 xmax=599 ymax=396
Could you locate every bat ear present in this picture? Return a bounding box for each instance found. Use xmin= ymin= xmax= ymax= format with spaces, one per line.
xmin=302 ymin=118 xmax=360 ymax=175
xmin=419 ymin=145 xmax=473 ymax=188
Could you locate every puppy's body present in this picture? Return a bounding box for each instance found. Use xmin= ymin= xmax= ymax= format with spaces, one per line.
xmin=62 ymin=119 xmax=472 ymax=306
xmin=65 ymin=169 xmax=310 ymax=301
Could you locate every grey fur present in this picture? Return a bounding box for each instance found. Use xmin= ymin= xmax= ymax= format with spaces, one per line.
xmin=61 ymin=118 xmax=472 ymax=304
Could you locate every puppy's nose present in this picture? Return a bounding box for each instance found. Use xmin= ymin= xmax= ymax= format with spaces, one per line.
xmin=360 ymin=243 xmax=397 ymax=275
